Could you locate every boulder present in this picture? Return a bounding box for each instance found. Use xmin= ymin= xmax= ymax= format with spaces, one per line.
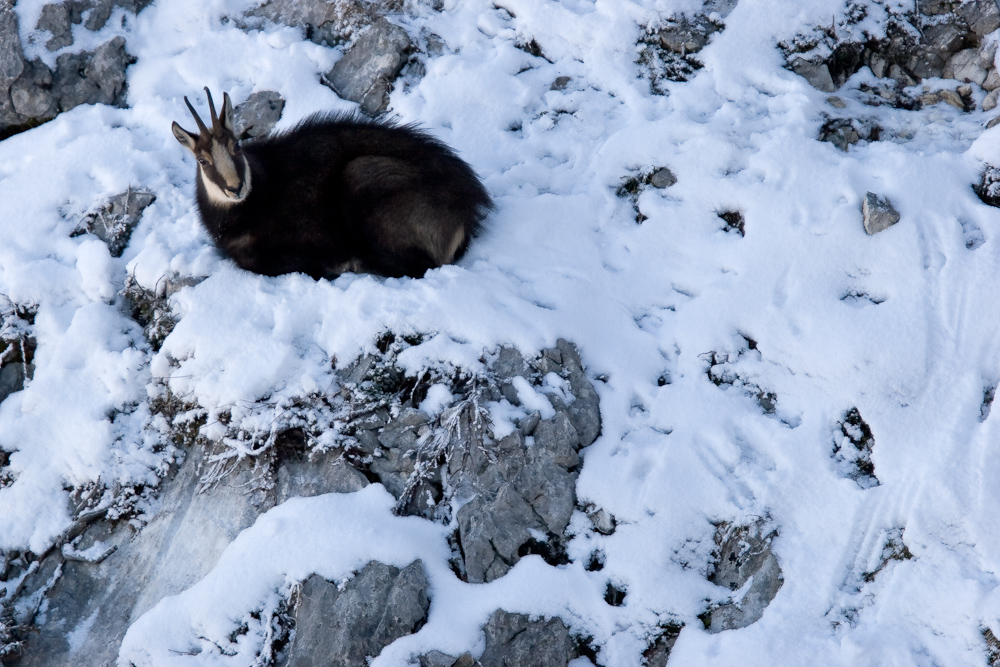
xmin=81 ymin=187 xmax=156 ymax=257
xmin=324 ymin=18 xmax=411 ymax=115
xmin=285 ymin=560 xmax=430 ymax=667
xmin=233 ymin=90 xmax=285 ymax=140
xmin=861 ymin=192 xmax=901 ymax=234
xmin=478 ymin=610 xmax=576 ymax=667
xmin=704 ymin=520 xmax=784 ymax=633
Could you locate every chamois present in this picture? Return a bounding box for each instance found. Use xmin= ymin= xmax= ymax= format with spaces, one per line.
xmin=171 ymin=88 xmax=493 ymax=279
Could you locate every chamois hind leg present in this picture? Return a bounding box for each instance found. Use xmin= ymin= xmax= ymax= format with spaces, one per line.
xmin=363 ymin=196 xmax=469 ymax=275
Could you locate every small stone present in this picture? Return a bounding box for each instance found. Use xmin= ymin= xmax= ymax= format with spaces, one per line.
xmin=826 ymin=95 xmax=846 ymax=109
xmin=37 ymin=2 xmax=75 ymax=51
xmin=649 ymin=167 xmax=677 ymax=188
xmin=939 ymin=88 xmax=966 ymax=109
xmin=492 ymin=346 xmax=527 ymax=381
xmin=979 ymin=41 xmax=998 ymax=69
xmin=657 ymin=19 xmax=712 ymax=55
xmin=532 ymin=412 xmax=581 ymax=467
xmin=818 ymin=118 xmax=860 ymax=152
xmin=888 ymin=64 xmax=918 ymax=88
xmin=861 ymin=192 xmax=901 ymax=235
xmin=518 ymin=410 xmax=540 ymax=436
xmin=868 ymin=52 xmax=888 ymax=79
xmin=907 ymin=49 xmax=945 ymax=80
xmin=589 ymin=508 xmax=615 ymax=535
xmin=986 ymin=89 xmax=1000 ymax=111
xmin=917 ymin=0 xmax=951 ymax=15
xmin=945 ymin=49 xmax=987 ymax=86
xmin=791 ymin=58 xmax=835 ymax=92
xmin=550 ymin=75 xmax=571 ymax=90
xmin=988 ymin=115 xmax=1000 ymax=129
xmin=324 ymin=18 xmax=411 ymax=115
xmin=420 ymin=651 xmax=461 ymax=667
xmin=233 ymin=90 xmax=285 ymax=140
xmin=919 ymin=91 xmax=942 ymax=106
xmin=985 ymin=68 xmax=1000 ymax=91
xmin=84 ymin=187 xmax=156 ymax=257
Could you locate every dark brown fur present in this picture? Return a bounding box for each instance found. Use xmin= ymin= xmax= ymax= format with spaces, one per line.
xmin=172 ymin=89 xmax=493 ymax=279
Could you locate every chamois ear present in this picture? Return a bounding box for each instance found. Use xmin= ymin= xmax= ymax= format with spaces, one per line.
xmin=221 ymin=92 xmax=235 ymax=135
xmin=172 ymin=122 xmax=198 ymax=153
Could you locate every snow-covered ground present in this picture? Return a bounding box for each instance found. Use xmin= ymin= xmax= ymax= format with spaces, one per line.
xmin=4 ymin=0 xmax=1000 ymax=664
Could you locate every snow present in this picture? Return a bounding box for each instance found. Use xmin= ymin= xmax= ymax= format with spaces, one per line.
xmin=2 ymin=0 xmax=1000 ymax=664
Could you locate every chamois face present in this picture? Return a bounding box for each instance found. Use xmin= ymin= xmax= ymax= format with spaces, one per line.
xmin=172 ymin=88 xmax=251 ymax=206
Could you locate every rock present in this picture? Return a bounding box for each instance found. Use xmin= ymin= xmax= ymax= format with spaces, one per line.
xmin=10 ymin=443 xmax=278 ymax=666
xmin=906 ymin=49 xmax=946 ymax=80
xmin=248 ymin=0 xmax=402 ymax=46
xmin=420 ymin=651 xmax=476 ymax=667
xmin=939 ymin=87 xmax=966 ymax=108
xmin=918 ymin=0 xmax=952 ymax=15
xmin=9 ymin=60 xmax=56 ymax=120
xmin=827 ymin=95 xmax=847 ymax=108
xmin=656 ymin=16 xmax=721 ymax=56
xmin=457 ymin=484 xmax=543 ymax=583
xmin=550 ymin=75 xmax=571 ymax=90
xmin=705 ymin=520 xmax=783 ymax=633
xmin=233 ymin=90 xmax=285 ymax=140
xmin=532 ymin=412 xmax=581 ymax=469
xmin=286 ymin=560 xmax=430 ymax=667
xmin=986 ymin=88 xmax=1000 ymax=110
xmin=82 ymin=187 xmax=156 ymax=257
xmin=989 ymin=115 xmax=1000 ymax=129
xmin=276 ymin=454 xmax=369 ymax=503
xmin=478 ymin=610 xmax=575 ymax=667
xmin=0 ymin=2 xmax=24 ymax=93
xmin=921 ymin=21 xmax=966 ymax=58
xmin=945 ymin=48 xmax=988 ymax=84
xmin=985 ymin=68 xmax=1000 ymax=90
xmin=549 ymin=339 xmax=601 ymax=447
xmin=324 ymin=18 xmax=411 ymax=115
xmin=818 ymin=117 xmax=860 ymax=151
xmin=649 ymin=167 xmax=677 ymax=188
xmin=958 ymin=0 xmax=1000 ymax=37
xmin=862 ymin=192 xmax=900 ymax=234
xmin=37 ymin=2 xmax=77 ymax=51
xmin=833 ymin=407 xmax=878 ymax=488
xmin=643 ymin=624 xmax=683 ymax=666
xmin=0 ymin=360 xmax=24 ymax=404
xmin=588 ymin=508 xmax=615 ymax=535
xmin=791 ymin=57 xmax=836 ymax=92
xmin=492 ymin=346 xmax=528 ymax=381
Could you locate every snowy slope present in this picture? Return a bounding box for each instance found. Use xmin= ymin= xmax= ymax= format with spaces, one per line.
xmin=4 ymin=0 xmax=1000 ymax=664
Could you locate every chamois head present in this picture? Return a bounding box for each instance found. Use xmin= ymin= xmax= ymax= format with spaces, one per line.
xmin=172 ymin=88 xmax=251 ymax=205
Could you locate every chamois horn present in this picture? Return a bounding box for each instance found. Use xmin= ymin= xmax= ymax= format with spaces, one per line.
xmin=184 ymin=95 xmax=209 ymax=135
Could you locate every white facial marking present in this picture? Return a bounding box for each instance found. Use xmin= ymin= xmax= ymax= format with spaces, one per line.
xmin=199 ymin=145 xmax=251 ymax=206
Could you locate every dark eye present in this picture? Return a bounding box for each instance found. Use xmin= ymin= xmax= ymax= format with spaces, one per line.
xmin=197 ymin=157 xmax=208 ymax=166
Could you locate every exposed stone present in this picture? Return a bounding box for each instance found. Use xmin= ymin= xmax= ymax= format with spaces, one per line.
xmin=818 ymin=117 xmax=867 ymax=151
xmin=457 ymin=480 xmax=544 ymax=583
xmin=985 ymin=68 xmax=1000 ymax=91
xmin=704 ymin=520 xmax=783 ymax=633
xmin=81 ymin=187 xmax=156 ymax=257
xmin=478 ymin=610 xmax=576 ymax=667
xmin=649 ymin=166 xmax=677 ymax=188
xmin=657 ymin=18 xmax=716 ymax=55
xmin=833 ymin=407 xmax=878 ymax=488
xmin=0 ymin=2 xmax=24 ymax=93
xmin=420 ymin=651 xmax=479 ymax=667
xmin=939 ymin=87 xmax=967 ymax=108
xmin=532 ymin=412 xmax=581 ymax=469
xmin=0 ymin=360 xmax=24 ymax=404
xmin=276 ymin=452 xmax=369 ymax=503
xmin=922 ymin=21 xmax=966 ymax=58
xmin=986 ymin=88 xmax=1000 ymax=110
xmin=233 ymin=90 xmax=285 ymax=140
xmin=324 ymin=18 xmax=412 ymax=115
xmin=945 ymin=48 xmax=988 ymax=84
xmin=248 ymin=0 xmax=402 ymax=47
xmin=9 ymin=60 xmax=55 ymax=120
xmin=550 ymin=75 xmax=571 ymax=90
xmin=285 ymin=560 xmax=430 ymax=667
xmin=588 ymin=508 xmax=616 ymax=535
xmin=862 ymin=192 xmax=901 ymax=234
xmin=643 ymin=624 xmax=683 ymax=667
xmin=958 ymin=0 xmax=1000 ymax=38
xmin=827 ymin=95 xmax=847 ymax=108
xmin=791 ymin=57 xmax=835 ymax=92
xmin=989 ymin=114 xmax=1000 ymax=129
xmin=548 ymin=339 xmax=601 ymax=447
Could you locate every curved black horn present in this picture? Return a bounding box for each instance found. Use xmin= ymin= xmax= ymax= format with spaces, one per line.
xmin=204 ymin=87 xmax=220 ymax=131
xmin=184 ymin=96 xmax=209 ymax=135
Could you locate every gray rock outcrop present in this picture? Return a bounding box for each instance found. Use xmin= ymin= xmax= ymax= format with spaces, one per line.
xmin=1 ymin=0 xmax=141 ymax=141
xmin=247 ymin=0 xmax=402 ymax=47
xmin=233 ymin=90 xmax=285 ymax=140
xmin=0 ymin=299 xmax=34 ymax=406
xmin=323 ymin=18 xmax=412 ymax=115
xmin=79 ymin=187 xmax=156 ymax=257
xmin=478 ymin=610 xmax=576 ymax=667
xmin=704 ymin=519 xmax=783 ymax=633
xmin=285 ymin=560 xmax=430 ymax=667
xmin=862 ymin=192 xmax=901 ymax=234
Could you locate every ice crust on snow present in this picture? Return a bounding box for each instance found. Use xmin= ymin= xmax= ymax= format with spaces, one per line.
xmin=4 ymin=0 xmax=1000 ymax=664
